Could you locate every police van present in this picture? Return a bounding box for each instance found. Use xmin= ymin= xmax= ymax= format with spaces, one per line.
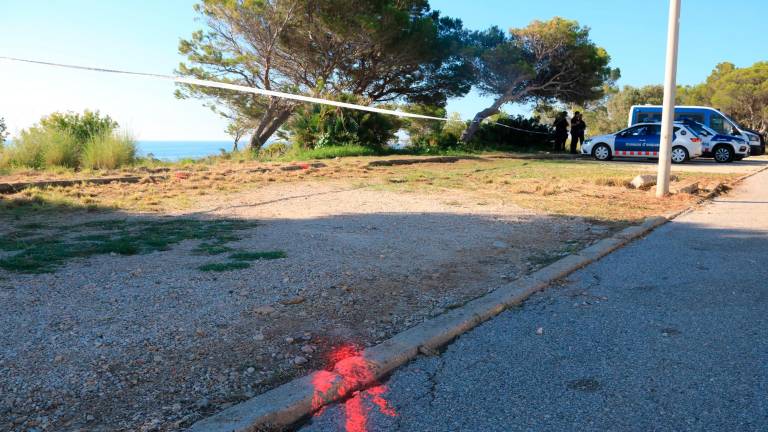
xmin=629 ymin=105 xmax=764 ymax=155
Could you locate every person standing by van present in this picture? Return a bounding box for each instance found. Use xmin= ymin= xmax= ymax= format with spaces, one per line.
xmin=553 ymin=111 xmax=569 ymax=152
xmin=570 ymin=111 xmax=586 ymax=154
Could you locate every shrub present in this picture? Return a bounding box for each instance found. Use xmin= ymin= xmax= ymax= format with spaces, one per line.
xmin=40 ymin=110 xmax=118 ymax=143
xmin=471 ymin=114 xmax=553 ymax=150
xmin=81 ymin=133 xmax=137 ymax=170
xmin=281 ymin=93 xmax=402 ymax=150
xmin=0 ymin=126 xmax=80 ymax=169
xmin=0 ymin=111 xmax=134 ymax=170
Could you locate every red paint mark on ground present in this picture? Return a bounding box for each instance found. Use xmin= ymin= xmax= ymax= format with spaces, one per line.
xmin=312 ymin=345 xmax=397 ymax=431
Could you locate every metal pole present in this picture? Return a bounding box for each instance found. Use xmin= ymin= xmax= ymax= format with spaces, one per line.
xmin=657 ymin=0 xmax=682 ymax=197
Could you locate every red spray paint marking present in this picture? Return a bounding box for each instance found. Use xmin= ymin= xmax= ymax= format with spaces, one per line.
xmin=312 ymin=345 xmax=397 ymax=432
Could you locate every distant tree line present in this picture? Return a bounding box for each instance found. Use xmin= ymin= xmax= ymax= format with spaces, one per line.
xmin=177 ymin=0 xmax=618 ymax=152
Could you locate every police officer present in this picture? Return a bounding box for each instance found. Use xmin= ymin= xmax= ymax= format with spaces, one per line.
xmin=553 ymin=111 xmax=569 ymax=152
xmin=570 ymin=111 xmax=586 ymax=154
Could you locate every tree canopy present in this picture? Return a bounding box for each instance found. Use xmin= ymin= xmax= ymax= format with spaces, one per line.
xmin=680 ymin=62 xmax=768 ymax=134
xmin=573 ymin=85 xmax=664 ymax=135
xmin=177 ymin=0 xmax=473 ymax=149
xmin=460 ymin=18 xmax=619 ymax=142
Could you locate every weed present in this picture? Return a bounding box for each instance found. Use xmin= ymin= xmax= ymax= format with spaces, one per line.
xmin=229 ymin=250 xmax=286 ymax=261
xmin=193 ymin=242 xmax=234 ymax=255
xmin=197 ymin=261 xmax=251 ymax=272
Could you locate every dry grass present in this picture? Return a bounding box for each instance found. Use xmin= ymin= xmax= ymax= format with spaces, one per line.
xmin=0 ymin=156 xmax=739 ymax=223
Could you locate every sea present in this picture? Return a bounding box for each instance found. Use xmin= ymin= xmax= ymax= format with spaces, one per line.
xmin=136 ymin=140 xmax=236 ymax=161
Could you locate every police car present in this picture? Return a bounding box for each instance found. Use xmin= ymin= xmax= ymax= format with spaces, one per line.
xmin=629 ymin=105 xmax=764 ymax=155
xmin=677 ymin=119 xmax=750 ymax=163
xmin=581 ymin=122 xmax=703 ymax=164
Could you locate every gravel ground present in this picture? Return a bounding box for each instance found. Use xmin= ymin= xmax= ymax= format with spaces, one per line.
xmin=0 ymin=181 xmax=611 ymax=431
xmin=302 ymin=168 xmax=768 ymax=432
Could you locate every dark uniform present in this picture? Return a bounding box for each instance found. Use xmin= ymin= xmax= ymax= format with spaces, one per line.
xmin=553 ymin=114 xmax=569 ymax=152
xmin=570 ymin=114 xmax=586 ymax=154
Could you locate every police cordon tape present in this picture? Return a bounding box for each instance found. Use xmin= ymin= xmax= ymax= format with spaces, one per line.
xmin=0 ymin=56 xmax=552 ymax=135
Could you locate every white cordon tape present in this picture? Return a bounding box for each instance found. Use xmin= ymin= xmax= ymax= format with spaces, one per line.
xmin=0 ymin=56 xmax=551 ymax=135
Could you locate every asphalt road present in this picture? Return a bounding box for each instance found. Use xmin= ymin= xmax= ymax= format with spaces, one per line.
xmin=301 ymin=167 xmax=768 ymax=431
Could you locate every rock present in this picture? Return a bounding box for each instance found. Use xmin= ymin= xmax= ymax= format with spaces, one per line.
xmin=535 ymin=327 xmax=544 ymax=336
xmin=86 ymin=414 xmax=96 ymax=422
xmin=246 ymin=367 xmax=255 ymax=374
xmin=492 ymin=240 xmax=509 ymax=249
xmin=253 ymin=305 xmax=276 ymax=315
xmin=293 ymin=356 xmax=308 ymax=365
xmin=300 ymin=345 xmax=314 ymax=354
xmin=280 ymin=296 xmax=305 ymax=305
xmin=54 ymin=355 xmax=64 ymax=363
xmin=252 ymin=333 xmax=265 ymax=341
xmin=285 ymin=337 xmax=295 ymax=344
xmin=704 ymin=181 xmax=724 ymax=193
xmin=671 ymin=181 xmax=699 ymax=195
xmin=194 ymin=398 xmax=210 ymax=409
xmin=630 ymin=174 xmax=657 ymax=190
xmin=195 ymin=328 xmax=206 ymax=337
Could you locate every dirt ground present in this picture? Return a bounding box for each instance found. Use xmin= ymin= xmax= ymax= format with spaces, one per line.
xmin=0 ymin=155 xmax=763 ymax=431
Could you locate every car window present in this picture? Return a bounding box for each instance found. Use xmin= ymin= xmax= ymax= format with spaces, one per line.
xmin=626 ymin=126 xmax=648 ymax=136
xmin=648 ymin=125 xmax=661 ymax=135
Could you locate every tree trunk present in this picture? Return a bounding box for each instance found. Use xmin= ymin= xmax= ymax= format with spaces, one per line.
xmin=460 ymin=97 xmax=510 ymax=143
xmin=249 ymin=104 xmax=295 ymax=150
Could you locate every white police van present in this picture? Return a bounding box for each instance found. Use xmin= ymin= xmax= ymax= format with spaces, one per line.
xmin=581 ymin=122 xmax=703 ymax=164
xmin=677 ymin=119 xmax=750 ymax=163
xmin=629 ymin=105 xmax=764 ymax=155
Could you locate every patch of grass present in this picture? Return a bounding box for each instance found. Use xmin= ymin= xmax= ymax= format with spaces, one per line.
xmin=18 ymin=222 xmax=46 ymax=230
xmin=229 ymin=250 xmax=287 ymax=261
xmin=277 ymin=145 xmax=380 ymax=161
xmin=193 ymin=242 xmax=234 ymax=255
xmin=0 ymin=218 xmax=259 ymax=273
xmin=197 ymin=261 xmax=251 ymax=272
xmin=0 ymin=231 xmax=37 ymax=251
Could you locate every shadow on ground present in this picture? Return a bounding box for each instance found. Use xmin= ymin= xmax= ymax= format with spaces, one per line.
xmin=0 ymin=194 xmax=622 ymax=432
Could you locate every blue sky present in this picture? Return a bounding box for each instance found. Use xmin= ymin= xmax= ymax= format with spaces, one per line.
xmin=1 ymin=0 xmax=766 ymax=140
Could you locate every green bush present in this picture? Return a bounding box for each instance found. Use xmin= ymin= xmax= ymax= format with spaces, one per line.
xmin=280 ymin=93 xmax=402 ymax=151
xmin=40 ymin=110 xmax=118 ymax=143
xmin=81 ymin=133 xmax=137 ymax=170
xmin=471 ymin=114 xmax=552 ymax=150
xmin=0 ymin=111 xmax=134 ymax=170
xmin=1 ymin=126 xmax=80 ymax=169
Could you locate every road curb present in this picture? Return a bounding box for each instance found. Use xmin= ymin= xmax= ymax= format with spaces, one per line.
xmin=188 ymin=165 xmax=768 ymax=432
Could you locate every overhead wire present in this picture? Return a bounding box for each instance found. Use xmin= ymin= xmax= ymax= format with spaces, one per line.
xmin=0 ymin=56 xmax=552 ymax=136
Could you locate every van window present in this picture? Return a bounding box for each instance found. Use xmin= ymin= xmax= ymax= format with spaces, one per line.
xmin=710 ymin=114 xmax=737 ymax=135
xmin=638 ymin=113 xmax=661 ymax=123
xmin=675 ymin=113 xmax=705 ymax=123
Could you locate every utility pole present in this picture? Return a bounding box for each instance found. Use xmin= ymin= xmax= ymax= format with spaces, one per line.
xmin=656 ymin=0 xmax=682 ymax=197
